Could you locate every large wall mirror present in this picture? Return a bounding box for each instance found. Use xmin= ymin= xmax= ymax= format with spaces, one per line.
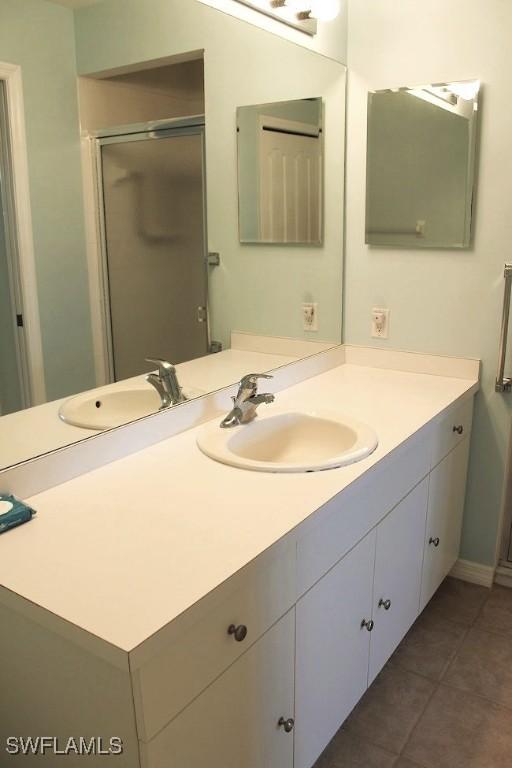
xmin=0 ymin=0 xmax=346 ymax=471
xmin=237 ymin=97 xmax=323 ymax=244
xmin=366 ymin=80 xmax=480 ymax=249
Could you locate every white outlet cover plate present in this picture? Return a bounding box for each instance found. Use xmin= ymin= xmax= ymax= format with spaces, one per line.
xmin=371 ymin=307 xmax=390 ymax=339
xmin=303 ymin=303 xmax=318 ymax=332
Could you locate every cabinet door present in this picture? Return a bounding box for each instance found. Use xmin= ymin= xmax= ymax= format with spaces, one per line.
xmin=141 ymin=610 xmax=295 ymax=768
xmin=420 ymin=438 xmax=470 ymax=611
xmin=295 ymin=531 xmax=376 ymax=768
xmin=369 ymin=479 xmax=428 ymax=683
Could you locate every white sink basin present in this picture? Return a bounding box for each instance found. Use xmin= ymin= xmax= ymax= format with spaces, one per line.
xmin=197 ymin=409 xmax=378 ymax=473
xmin=59 ymin=385 xmax=203 ymax=431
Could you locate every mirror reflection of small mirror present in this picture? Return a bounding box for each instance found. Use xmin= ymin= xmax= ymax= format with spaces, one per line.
xmin=365 ymin=80 xmax=480 ymax=249
xmin=237 ymin=97 xmax=323 ymax=244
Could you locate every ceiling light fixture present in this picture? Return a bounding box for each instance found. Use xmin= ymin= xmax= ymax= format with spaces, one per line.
xmin=310 ymin=0 xmax=341 ymax=21
xmin=235 ymin=0 xmax=342 ymax=36
xmin=447 ymin=80 xmax=480 ymax=101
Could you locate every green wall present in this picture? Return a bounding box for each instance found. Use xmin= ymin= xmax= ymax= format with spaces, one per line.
xmin=0 ymin=0 xmax=94 ymax=402
xmin=346 ymin=0 xmax=512 ymax=567
xmin=74 ymin=0 xmax=346 ymax=348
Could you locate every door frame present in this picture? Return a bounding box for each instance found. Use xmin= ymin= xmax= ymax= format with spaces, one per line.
xmin=0 ymin=61 xmax=46 ymax=407
xmin=83 ymin=116 xmax=209 ymax=384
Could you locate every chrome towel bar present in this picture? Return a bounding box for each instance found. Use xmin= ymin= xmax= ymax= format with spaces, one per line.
xmin=496 ymin=264 xmax=512 ymax=392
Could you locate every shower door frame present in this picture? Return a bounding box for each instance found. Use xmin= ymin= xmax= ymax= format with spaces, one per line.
xmin=0 ymin=62 xmax=46 ymax=409
xmin=92 ymin=116 xmax=210 ymax=384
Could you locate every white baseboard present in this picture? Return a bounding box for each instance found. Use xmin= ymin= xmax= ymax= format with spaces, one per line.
xmin=494 ymin=563 xmax=512 ymax=589
xmin=450 ymin=558 xmax=495 ymax=588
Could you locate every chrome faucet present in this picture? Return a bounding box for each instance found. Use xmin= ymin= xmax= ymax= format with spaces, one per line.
xmin=220 ymin=373 xmax=275 ymax=428
xmin=145 ymin=357 xmax=186 ymax=409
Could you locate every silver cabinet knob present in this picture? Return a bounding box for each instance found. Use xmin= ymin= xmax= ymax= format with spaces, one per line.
xmin=361 ymin=618 xmax=374 ymax=632
xmin=429 ymin=536 xmax=440 ymax=548
xmin=378 ymin=598 xmax=392 ymax=611
xmin=453 ymin=425 xmax=464 ymax=435
xmin=278 ymin=717 xmax=295 ymax=733
xmin=227 ymin=624 xmax=248 ymax=642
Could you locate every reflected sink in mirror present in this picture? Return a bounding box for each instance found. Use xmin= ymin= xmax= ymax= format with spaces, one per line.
xmin=0 ymin=0 xmax=346 ymax=472
xmin=197 ymin=410 xmax=378 ymax=473
xmin=59 ymin=385 xmax=204 ymax=431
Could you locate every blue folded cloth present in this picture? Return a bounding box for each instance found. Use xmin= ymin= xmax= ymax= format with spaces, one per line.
xmin=0 ymin=494 xmax=36 ymax=534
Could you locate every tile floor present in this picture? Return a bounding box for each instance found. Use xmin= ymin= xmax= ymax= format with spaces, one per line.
xmin=313 ymin=577 xmax=512 ymax=768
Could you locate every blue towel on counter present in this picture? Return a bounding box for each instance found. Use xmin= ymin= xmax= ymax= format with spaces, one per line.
xmin=0 ymin=494 xmax=36 ymax=534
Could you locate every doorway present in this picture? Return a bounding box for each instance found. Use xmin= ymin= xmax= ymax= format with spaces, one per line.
xmin=259 ymin=115 xmax=322 ymax=243
xmin=0 ymin=80 xmax=28 ymax=414
xmin=97 ymin=119 xmax=209 ymax=382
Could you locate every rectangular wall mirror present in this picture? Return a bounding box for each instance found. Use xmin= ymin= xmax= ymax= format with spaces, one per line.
xmin=0 ymin=1 xmax=346 ymax=473
xmin=365 ymin=80 xmax=480 ymax=249
xmin=237 ymin=97 xmax=323 ymax=244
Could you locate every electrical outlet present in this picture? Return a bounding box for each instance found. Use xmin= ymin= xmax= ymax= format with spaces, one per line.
xmin=303 ymin=302 xmax=318 ymax=332
xmin=371 ymin=307 xmax=390 ymax=339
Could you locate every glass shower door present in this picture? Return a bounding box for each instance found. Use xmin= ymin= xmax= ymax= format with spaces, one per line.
xmin=100 ymin=126 xmax=209 ymax=382
xmin=0 ymin=82 xmax=24 ymax=415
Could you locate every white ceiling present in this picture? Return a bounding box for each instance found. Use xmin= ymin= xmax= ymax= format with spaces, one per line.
xmin=47 ymin=0 xmax=102 ymax=8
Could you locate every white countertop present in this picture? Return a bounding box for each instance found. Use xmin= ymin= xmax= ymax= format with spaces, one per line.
xmin=0 ymin=362 xmax=477 ymax=653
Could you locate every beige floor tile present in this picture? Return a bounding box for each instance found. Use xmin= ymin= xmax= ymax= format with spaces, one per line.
xmin=427 ymin=577 xmax=489 ymax=627
xmin=392 ymin=601 xmax=467 ymax=680
xmin=443 ymin=626 xmax=512 ymax=708
xmin=403 ymin=684 xmax=512 ymax=768
xmin=341 ymin=664 xmax=435 ymax=754
xmin=313 ymin=732 xmax=397 ymax=768
xmin=475 ymin=584 xmax=512 ymax=637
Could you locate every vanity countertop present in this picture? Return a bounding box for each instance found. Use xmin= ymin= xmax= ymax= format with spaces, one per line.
xmin=0 ymin=361 xmax=478 ymax=654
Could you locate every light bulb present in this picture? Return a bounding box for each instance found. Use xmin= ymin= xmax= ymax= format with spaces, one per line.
xmin=286 ymin=0 xmax=312 ymax=11
xmin=447 ymin=80 xmax=480 ymax=101
xmin=309 ymin=0 xmax=341 ymax=21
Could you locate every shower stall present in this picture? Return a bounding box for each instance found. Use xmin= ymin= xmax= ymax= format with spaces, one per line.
xmin=96 ymin=117 xmax=209 ymax=383
xmin=0 ymin=80 xmax=28 ymax=415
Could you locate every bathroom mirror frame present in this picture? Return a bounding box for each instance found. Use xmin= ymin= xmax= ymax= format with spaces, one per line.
xmin=365 ymin=79 xmax=480 ymax=250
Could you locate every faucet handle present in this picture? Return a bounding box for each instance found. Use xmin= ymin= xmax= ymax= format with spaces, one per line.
xmin=239 ymin=373 xmax=273 ymax=390
xmin=145 ymin=357 xmax=176 ymax=377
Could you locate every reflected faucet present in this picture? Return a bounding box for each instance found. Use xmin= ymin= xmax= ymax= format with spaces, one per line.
xmin=220 ymin=373 xmax=275 ymax=428
xmin=145 ymin=358 xmax=186 ymax=409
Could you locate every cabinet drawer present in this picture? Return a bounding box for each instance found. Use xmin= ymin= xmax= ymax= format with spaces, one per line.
xmin=140 ymin=610 xmax=296 ymax=768
xmin=431 ymin=397 xmax=473 ymax=469
xmin=297 ymin=427 xmax=431 ymax=595
xmin=132 ymin=538 xmax=296 ymax=742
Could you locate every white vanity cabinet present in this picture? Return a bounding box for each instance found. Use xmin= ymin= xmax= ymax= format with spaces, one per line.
xmin=133 ymin=396 xmax=474 ymax=768
xmin=0 ymin=381 xmax=477 ymax=768
xmin=295 ymin=478 xmax=428 ymax=768
xmin=368 ymin=477 xmax=428 ymax=683
xmin=420 ymin=397 xmax=473 ymax=611
xmin=295 ymin=531 xmax=376 ymax=768
xmin=139 ymin=610 xmax=296 ymax=768
xmin=420 ymin=437 xmax=471 ymax=610
xmin=131 ymin=538 xmax=296 ymax=742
